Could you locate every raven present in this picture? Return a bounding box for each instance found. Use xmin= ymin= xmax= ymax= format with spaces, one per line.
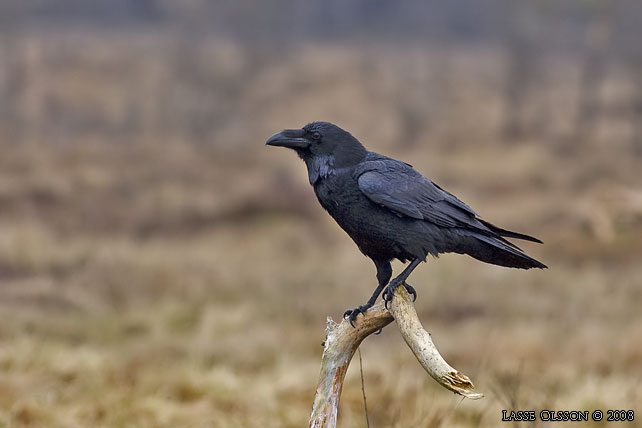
xmin=267 ymin=122 xmax=546 ymax=326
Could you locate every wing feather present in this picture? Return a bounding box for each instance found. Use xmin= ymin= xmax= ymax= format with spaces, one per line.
xmin=356 ymin=157 xmax=477 ymax=229
xmin=354 ymin=153 xmax=541 ymax=249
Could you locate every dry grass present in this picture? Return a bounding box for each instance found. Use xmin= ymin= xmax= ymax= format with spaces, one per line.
xmin=0 ymin=34 xmax=641 ymax=427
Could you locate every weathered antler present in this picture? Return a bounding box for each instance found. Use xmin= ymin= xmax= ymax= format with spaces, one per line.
xmin=309 ymin=286 xmax=482 ymax=428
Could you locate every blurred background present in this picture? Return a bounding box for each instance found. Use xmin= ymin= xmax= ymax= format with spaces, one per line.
xmin=1 ymin=1 xmax=641 ymax=427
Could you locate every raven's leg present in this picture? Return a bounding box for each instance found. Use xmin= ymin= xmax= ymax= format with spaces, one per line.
xmin=368 ymin=260 xmax=393 ymax=306
xmin=344 ymin=260 xmax=392 ymax=327
xmin=382 ymin=258 xmax=421 ymax=308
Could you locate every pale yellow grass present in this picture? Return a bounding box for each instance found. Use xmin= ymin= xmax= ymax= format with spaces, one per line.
xmin=0 ymin=137 xmax=640 ymax=427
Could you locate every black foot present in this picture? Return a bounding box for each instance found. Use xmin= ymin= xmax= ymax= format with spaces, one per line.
xmin=382 ymin=278 xmax=401 ymax=308
xmin=343 ymin=304 xmax=373 ymax=327
xmin=382 ymin=281 xmax=417 ymax=308
xmin=403 ymin=281 xmax=417 ymax=302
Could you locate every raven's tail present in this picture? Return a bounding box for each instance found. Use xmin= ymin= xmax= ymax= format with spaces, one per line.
xmin=457 ymin=232 xmax=547 ymax=270
xmin=477 ymin=218 xmax=543 ymax=244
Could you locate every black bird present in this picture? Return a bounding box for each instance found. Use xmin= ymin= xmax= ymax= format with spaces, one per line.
xmin=266 ymin=122 xmax=546 ymax=326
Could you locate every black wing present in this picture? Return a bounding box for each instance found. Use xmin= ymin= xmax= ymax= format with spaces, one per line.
xmin=354 ymin=155 xmax=541 ymax=245
xmin=355 ymin=157 xmax=478 ymax=227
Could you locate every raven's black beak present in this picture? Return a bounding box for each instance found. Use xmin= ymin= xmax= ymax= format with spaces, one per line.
xmin=265 ymin=129 xmax=309 ymax=149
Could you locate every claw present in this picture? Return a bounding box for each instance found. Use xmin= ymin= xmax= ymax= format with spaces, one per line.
xmin=349 ymin=312 xmax=359 ymax=327
xmin=343 ymin=305 xmax=372 ymax=327
xmin=348 ymin=309 xmax=361 ymax=327
xmin=374 ymin=328 xmax=383 ymax=335
xmin=382 ymin=290 xmax=391 ymax=309
xmin=382 ymin=279 xmax=401 ymax=309
xmin=403 ymin=281 xmax=417 ymax=302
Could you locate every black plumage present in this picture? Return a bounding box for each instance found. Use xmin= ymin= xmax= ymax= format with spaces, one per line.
xmin=267 ymin=121 xmax=546 ymax=325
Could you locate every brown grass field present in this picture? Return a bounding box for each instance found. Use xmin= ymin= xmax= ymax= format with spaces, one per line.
xmin=1 ymin=33 xmax=641 ymax=427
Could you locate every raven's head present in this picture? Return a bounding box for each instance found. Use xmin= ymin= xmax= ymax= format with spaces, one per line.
xmin=266 ymin=122 xmax=367 ymax=184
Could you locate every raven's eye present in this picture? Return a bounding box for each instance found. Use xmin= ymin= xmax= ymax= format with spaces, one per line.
xmin=311 ymin=131 xmax=321 ymax=140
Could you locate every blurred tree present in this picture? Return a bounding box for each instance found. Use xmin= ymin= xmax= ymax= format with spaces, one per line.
xmin=499 ymin=2 xmax=546 ymax=141
xmin=574 ymin=1 xmax=614 ymax=141
xmin=632 ymin=55 xmax=642 ymax=154
xmin=0 ymin=2 xmax=26 ymax=142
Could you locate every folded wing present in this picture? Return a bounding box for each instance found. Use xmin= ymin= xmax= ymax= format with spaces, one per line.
xmin=355 ymin=155 xmax=541 ymax=248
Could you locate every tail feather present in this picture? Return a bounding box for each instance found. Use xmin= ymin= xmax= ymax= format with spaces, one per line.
xmin=477 ymin=218 xmax=543 ymax=244
xmin=458 ymin=233 xmax=547 ymax=270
